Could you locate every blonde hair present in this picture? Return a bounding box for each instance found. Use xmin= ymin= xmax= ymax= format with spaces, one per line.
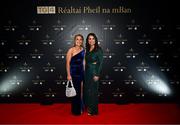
xmin=73 ymin=34 xmax=84 ymax=47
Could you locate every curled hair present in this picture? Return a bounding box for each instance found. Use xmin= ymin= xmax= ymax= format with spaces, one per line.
xmin=86 ymin=33 xmax=99 ymax=52
xmin=73 ymin=34 xmax=84 ymax=47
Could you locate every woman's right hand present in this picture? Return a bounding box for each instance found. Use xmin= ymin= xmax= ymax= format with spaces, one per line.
xmin=67 ymin=75 xmax=72 ymax=81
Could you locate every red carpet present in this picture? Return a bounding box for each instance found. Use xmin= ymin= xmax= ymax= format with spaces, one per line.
xmin=0 ymin=103 xmax=179 ymax=124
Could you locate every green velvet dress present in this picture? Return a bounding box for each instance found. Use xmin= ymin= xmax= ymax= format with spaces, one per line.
xmin=84 ymin=47 xmax=103 ymax=115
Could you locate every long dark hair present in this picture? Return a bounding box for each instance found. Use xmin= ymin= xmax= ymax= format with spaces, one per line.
xmin=86 ymin=33 xmax=99 ymax=52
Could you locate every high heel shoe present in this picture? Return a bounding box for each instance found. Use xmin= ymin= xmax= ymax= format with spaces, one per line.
xmin=88 ymin=112 xmax=98 ymax=116
xmin=88 ymin=113 xmax=93 ymax=116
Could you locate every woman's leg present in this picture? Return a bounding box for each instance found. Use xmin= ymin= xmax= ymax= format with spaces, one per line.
xmin=71 ymin=77 xmax=81 ymax=115
xmin=81 ymin=81 xmax=85 ymax=113
xmin=87 ymin=80 xmax=99 ymax=115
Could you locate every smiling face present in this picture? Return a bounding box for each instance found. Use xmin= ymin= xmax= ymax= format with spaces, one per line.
xmin=74 ymin=35 xmax=83 ymax=47
xmin=88 ymin=35 xmax=95 ymax=46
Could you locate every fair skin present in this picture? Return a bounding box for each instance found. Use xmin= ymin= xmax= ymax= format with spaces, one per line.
xmin=88 ymin=35 xmax=99 ymax=82
xmin=66 ymin=36 xmax=83 ymax=81
xmin=66 ymin=35 xmax=84 ymax=102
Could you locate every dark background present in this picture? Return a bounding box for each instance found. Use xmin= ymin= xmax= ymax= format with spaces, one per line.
xmin=0 ymin=0 xmax=179 ymax=103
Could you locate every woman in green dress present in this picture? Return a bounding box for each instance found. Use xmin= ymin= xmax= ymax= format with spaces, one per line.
xmin=84 ymin=33 xmax=103 ymax=116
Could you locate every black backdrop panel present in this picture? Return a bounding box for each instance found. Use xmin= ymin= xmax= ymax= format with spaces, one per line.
xmin=0 ymin=0 xmax=179 ymax=103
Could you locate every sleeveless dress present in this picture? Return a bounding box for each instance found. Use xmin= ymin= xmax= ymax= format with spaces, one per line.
xmin=70 ymin=49 xmax=85 ymax=115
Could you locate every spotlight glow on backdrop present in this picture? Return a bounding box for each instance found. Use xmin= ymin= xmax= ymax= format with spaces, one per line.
xmin=141 ymin=72 xmax=171 ymax=95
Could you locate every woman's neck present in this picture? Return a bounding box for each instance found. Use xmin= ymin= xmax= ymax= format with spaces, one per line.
xmin=90 ymin=45 xmax=95 ymax=51
xmin=74 ymin=46 xmax=81 ymax=50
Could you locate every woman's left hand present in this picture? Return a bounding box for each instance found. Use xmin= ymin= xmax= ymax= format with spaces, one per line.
xmin=93 ymin=76 xmax=99 ymax=82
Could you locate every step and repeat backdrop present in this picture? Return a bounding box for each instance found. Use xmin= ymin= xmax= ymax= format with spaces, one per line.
xmin=0 ymin=0 xmax=179 ymax=103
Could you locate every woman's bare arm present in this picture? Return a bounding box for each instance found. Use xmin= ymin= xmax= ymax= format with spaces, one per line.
xmin=66 ymin=48 xmax=72 ymax=80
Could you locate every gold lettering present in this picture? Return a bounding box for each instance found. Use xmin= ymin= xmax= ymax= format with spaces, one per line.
xmin=112 ymin=6 xmax=131 ymax=13
xmin=37 ymin=6 xmax=56 ymax=14
xmin=58 ymin=6 xmax=81 ymax=14
xmin=83 ymin=6 xmax=101 ymax=14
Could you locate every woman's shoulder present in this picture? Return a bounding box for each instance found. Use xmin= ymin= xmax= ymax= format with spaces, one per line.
xmin=67 ymin=47 xmax=73 ymax=52
xmin=68 ymin=47 xmax=84 ymax=53
xmin=67 ymin=47 xmax=75 ymax=55
xmin=97 ymin=47 xmax=103 ymax=53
